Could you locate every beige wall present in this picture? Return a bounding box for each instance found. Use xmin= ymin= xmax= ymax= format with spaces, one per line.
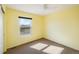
xmin=5 ymin=7 xmax=44 ymax=50
xmin=44 ymin=5 xmax=79 ymax=50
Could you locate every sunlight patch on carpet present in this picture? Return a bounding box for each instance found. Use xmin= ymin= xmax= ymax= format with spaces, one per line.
xmin=42 ymin=45 xmax=64 ymax=54
xmin=30 ymin=43 xmax=48 ymax=50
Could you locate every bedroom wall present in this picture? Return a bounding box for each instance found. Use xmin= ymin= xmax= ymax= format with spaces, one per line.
xmin=5 ymin=7 xmax=44 ymax=50
xmin=44 ymin=5 xmax=79 ymax=50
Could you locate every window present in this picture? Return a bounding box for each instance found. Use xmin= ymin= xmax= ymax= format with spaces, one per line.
xmin=19 ymin=16 xmax=32 ymax=35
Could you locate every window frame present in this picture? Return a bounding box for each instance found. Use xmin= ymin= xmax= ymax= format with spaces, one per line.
xmin=18 ymin=16 xmax=32 ymax=36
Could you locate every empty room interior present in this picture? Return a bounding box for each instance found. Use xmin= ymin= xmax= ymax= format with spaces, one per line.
xmin=0 ymin=4 xmax=79 ymax=54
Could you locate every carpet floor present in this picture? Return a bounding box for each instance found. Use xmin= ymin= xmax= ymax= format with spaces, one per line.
xmin=5 ymin=38 xmax=79 ymax=54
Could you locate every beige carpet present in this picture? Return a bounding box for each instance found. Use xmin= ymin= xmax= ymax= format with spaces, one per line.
xmin=42 ymin=45 xmax=64 ymax=54
xmin=30 ymin=43 xmax=48 ymax=50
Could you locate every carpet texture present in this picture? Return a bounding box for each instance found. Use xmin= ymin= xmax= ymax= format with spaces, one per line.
xmin=30 ymin=43 xmax=48 ymax=50
xmin=43 ymin=45 xmax=64 ymax=54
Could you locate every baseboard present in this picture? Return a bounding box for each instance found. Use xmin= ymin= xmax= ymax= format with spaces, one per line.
xmin=6 ymin=38 xmax=43 ymax=51
xmin=44 ymin=37 xmax=79 ymax=52
xmin=5 ymin=37 xmax=79 ymax=53
xmin=3 ymin=52 xmax=6 ymax=54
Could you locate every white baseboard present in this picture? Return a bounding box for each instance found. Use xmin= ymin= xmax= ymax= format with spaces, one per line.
xmin=44 ymin=37 xmax=79 ymax=51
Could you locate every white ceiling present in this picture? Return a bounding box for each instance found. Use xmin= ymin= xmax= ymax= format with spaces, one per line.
xmin=7 ymin=4 xmax=74 ymax=15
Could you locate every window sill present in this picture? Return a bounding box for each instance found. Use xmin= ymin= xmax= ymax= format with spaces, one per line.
xmin=20 ymin=34 xmax=32 ymax=37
